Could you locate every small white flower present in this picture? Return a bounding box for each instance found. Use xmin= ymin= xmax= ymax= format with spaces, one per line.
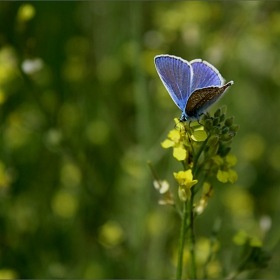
xmin=153 ymin=180 xmax=169 ymax=194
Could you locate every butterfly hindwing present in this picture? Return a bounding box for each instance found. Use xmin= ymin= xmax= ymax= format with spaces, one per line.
xmin=186 ymin=81 xmax=233 ymax=118
xmin=155 ymin=55 xmax=193 ymax=111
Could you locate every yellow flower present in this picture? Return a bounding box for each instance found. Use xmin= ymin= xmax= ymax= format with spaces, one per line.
xmin=213 ymin=154 xmax=238 ymax=183
xmin=161 ymin=129 xmax=188 ymax=161
xmin=174 ymin=170 xmax=198 ymax=201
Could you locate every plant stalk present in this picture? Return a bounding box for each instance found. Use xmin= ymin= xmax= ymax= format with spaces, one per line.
xmin=188 ymin=193 xmax=197 ymax=279
xmin=176 ymin=201 xmax=188 ymax=279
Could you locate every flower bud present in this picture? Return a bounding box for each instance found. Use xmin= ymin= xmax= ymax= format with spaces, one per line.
xmin=208 ymin=135 xmax=219 ymax=146
xmin=219 ymin=113 xmax=226 ymax=122
xmin=214 ymin=108 xmax=222 ymax=118
xmin=219 ymin=146 xmax=231 ymax=157
xmin=220 ymin=105 xmax=227 ymax=115
xmin=225 ymin=116 xmax=234 ymax=127
xmin=211 ymin=127 xmax=221 ymax=135
xmin=204 ymin=119 xmax=213 ymax=130
xmin=220 ymin=132 xmax=235 ymax=142
xmin=213 ymin=117 xmax=220 ymax=126
xmin=178 ymin=186 xmax=187 ymax=202
xmin=222 ymin=127 xmax=229 ymax=134
xmin=208 ymin=143 xmax=219 ymax=157
xmin=230 ymin=124 xmax=240 ymax=133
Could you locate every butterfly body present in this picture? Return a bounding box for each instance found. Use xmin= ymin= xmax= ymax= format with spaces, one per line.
xmin=154 ymin=55 xmax=233 ymax=122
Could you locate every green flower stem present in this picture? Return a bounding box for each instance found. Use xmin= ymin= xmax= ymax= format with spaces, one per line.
xmin=176 ymin=201 xmax=188 ymax=279
xmin=193 ymin=135 xmax=210 ymax=177
xmin=188 ymin=193 xmax=197 ymax=279
xmin=176 ymin=195 xmax=197 ymax=279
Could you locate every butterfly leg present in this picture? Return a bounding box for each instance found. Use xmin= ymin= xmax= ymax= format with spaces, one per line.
xmin=197 ymin=113 xmax=204 ymax=126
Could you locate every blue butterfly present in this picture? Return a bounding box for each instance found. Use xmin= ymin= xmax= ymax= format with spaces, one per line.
xmin=154 ymin=54 xmax=234 ymax=122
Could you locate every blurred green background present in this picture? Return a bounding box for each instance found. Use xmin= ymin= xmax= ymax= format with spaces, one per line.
xmin=1 ymin=1 xmax=280 ymax=278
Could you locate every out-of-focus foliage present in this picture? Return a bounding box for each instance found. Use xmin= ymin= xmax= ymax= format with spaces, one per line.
xmin=0 ymin=2 xmax=280 ymax=278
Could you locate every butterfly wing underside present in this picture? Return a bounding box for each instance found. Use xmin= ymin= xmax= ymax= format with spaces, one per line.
xmin=186 ymin=82 xmax=233 ymax=118
xmin=154 ymin=55 xmax=192 ymax=111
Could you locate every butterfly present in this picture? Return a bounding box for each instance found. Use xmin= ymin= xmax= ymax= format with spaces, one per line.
xmin=154 ymin=54 xmax=234 ymax=122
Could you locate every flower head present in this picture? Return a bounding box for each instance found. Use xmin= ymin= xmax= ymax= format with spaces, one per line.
xmin=212 ymin=154 xmax=238 ymax=183
xmin=174 ymin=169 xmax=198 ymax=201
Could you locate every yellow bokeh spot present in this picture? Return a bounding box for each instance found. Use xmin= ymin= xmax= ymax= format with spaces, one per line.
xmin=96 ymin=56 xmax=122 ymax=83
xmin=222 ymin=186 xmax=254 ymax=218
xmin=147 ymin=210 xmax=168 ymax=236
xmin=60 ymin=163 xmax=82 ymax=188
xmin=120 ymin=148 xmax=145 ymax=179
xmin=0 ymin=161 xmax=11 ymax=189
xmin=59 ymin=103 xmax=80 ymax=129
xmin=0 ymin=89 xmax=6 ymax=104
xmin=52 ymin=190 xmax=78 ymax=219
xmin=83 ymin=262 xmax=105 ymax=279
xmin=98 ymin=220 xmax=125 ymax=248
xmin=62 ymin=58 xmax=86 ymax=82
xmin=17 ymin=4 xmax=36 ymax=22
xmin=86 ymin=120 xmax=109 ymax=145
xmin=195 ymin=237 xmax=220 ymax=265
xmin=240 ymin=133 xmax=265 ymax=161
xmin=142 ymin=50 xmax=160 ymax=76
xmin=268 ymin=144 xmax=280 ymax=170
xmin=65 ymin=36 xmax=90 ymax=57
xmin=4 ymin=120 xmax=31 ymax=150
xmin=0 ymin=269 xmax=18 ymax=279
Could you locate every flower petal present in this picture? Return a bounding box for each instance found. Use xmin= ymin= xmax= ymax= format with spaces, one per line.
xmin=217 ymin=170 xmax=229 ymax=183
xmin=168 ymin=130 xmax=181 ymax=142
xmin=161 ymin=139 xmax=174 ymax=148
xmin=212 ymin=155 xmax=224 ymax=166
xmin=226 ymin=154 xmax=238 ymax=167
xmin=191 ymin=129 xmax=208 ymax=142
xmin=228 ymin=169 xmax=238 ymax=183
xmin=173 ymin=147 xmax=187 ymax=161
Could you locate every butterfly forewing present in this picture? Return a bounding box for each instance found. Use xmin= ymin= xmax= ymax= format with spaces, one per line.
xmin=190 ymin=60 xmax=224 ymax=93
xmin=155 ymin=55 xmax=193 ymax=111
xmin=186 ymin=81 xmax=233 ymax=118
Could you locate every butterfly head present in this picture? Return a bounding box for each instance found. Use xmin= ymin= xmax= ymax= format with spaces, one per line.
xmin=179 ymin=112 xmax=199 ymax=123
